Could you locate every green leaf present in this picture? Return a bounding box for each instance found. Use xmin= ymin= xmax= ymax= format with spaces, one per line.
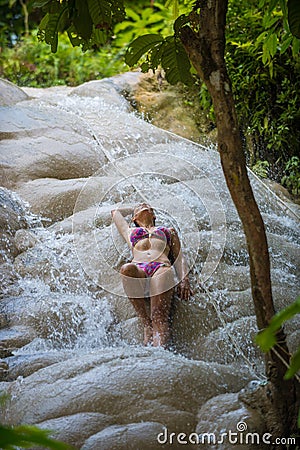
xmin=256 ymin=297 xmax=300 ymax=352
xmin=38 ymin=12 xmax=49 ymax=31
xmin=32 ymin=0 xmax=52 ymax=7
xmin=288 ymin=0 xmax=300 ymax=38
xmin=87 ymin=0 xmax=111 ymax=28
xmin=67 ymin=25 xmax=84 ymax=48
xmin=263 ymin=15 xmax=279 ymax=29
xmin=280 ymin=34 xmax=293 ymax=53
xmin=140 ymin=61 xmax=149 ymax=72
xmin=0 ymin=424 xmax=72 ymax=449
xmin=161 ymin=36 xmax=193 ymax=85
xmin=125 ymin=7 xmax=140 ymax=22
xmin=267 ymin=33 xmax=278 ymax=57
xmin=111 ymin=0 xmax=126 ymax=23
xmin=174 ymin=14 xmax=190 ymax=36
xmin=165 ymin=0 xmax=179 ymax=18
xmin=93 ymin=28 xmax=107 ymax=45
xmin=284 ymin=346 xmax=300 ymax=379
xmin=73 ymin=0 xmax=93 ymax=40
xmin=125 ymin=34 xmax=164 ymax=66
xmin=43 ymin=5 xmax=69 ymax=52
xmin=268 ymin=0 xmax=279 ymax=14
xmin=256 ymin=328 xmax=277 ymax=352
xmin=292 ymin=35 xmax=300 ymax=56
xmin=150 ymin=40 xmax=166 ymax=68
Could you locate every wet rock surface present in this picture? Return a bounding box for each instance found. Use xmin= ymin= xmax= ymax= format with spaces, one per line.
xmin=0 ymin=76 xmax=299 ymax=449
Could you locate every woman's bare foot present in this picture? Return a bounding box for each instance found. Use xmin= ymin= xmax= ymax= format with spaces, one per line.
xmin=143 ymin=324 xmax=153 ymax=346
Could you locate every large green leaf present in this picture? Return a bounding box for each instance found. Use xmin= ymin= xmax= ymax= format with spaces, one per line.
xmin=0 ymin=424 xmax=72 ymax=449
xmin=111 ymin=0 xmax=126 ymax=24
xmin=73 ymin=0 xmax=93 ymax=40
xmin=150 ymin=40 xmax=167 ymax=69
xmin=92 ymin=28 xmax=107 ymax=45
xmin=256 ymin=296 xmax=300 ymax=352
xmin=288 ymin=0 xmax=300 ymax=38
xmin=125 ymin=34 xmax=164 ymax=66
xmin=87 ymin=0 xmax=111 ymax=28
xmin=48 ymin=8 xmax=69 ymax=51
xmin=284 ymin=346 xmax=300 ymax=379
xmin=161 ymin=36 xmax=193 ymax=85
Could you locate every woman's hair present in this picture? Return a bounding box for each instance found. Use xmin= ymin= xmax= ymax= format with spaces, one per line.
xmin=132 ymin=203 xmax=156 ymax=227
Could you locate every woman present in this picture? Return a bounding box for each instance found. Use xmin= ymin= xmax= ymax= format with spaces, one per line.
xmin=111 ymin=202 xmax=191 ymax=348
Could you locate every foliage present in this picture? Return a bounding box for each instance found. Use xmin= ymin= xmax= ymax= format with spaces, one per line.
xmin=288 ymin=0 xmax=300 ymax=38
xmin=0 ymin=393 xmax=72 ymax=449
xmin=1 ymin=0 xmax=299 ymax=182
xmin=256 ymin=296 xmax=300 ymax=427
xmin=225 ymin=0 xmax=300 ymax=182
xmin=0 ymin=0 xmax=43 ymax=47
xmin=35 ymin=0 xmax=126 ymax=53
xmin=0 ymin=31 xmax=127 ymax=86
xmin=125 ymin=33 xmax=193 ymax=85
xmin=252 ymin=160 xmax=270 ymax=179
xmin=0 ymin=424 xmax=73 ymax=449
xmin=113 ymin=3 xmax=174 ymax=48
xmin=281 ymin=156 xmax=300 ymax=196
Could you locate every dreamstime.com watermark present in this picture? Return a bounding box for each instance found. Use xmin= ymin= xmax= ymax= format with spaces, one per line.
xmin=156 ymin=422 xmax=296 ymax=446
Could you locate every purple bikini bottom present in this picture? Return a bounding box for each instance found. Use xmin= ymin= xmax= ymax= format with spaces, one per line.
xmin=135 ymin=261 xmax=166 ymax=277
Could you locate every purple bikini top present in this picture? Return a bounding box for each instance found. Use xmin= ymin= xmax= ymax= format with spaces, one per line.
xmin=130 ymin=226 xmax=171 ymax=247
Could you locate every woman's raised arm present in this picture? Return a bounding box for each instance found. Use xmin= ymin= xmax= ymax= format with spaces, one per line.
xmin=111 ymin=207 xmax=133 ymax=246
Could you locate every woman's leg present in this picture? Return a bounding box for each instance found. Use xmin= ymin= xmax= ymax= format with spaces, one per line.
xmin=120 ymin=263 xmax=152 ymax=345
xmin=150 ymin=266 xmax=175 ymax=348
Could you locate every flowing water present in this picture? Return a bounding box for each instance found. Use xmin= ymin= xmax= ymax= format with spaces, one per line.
xmin=1 ymin=79 xmax=299 ymax=361
xmin=0 ymin=76 xmax=299 ymax=447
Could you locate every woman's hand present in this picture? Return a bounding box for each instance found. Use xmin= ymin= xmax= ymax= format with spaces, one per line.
xmin=177 ymin=277 xmax=192 ymax=301
xmin=111 ymin=206 xmax=133 ymax=217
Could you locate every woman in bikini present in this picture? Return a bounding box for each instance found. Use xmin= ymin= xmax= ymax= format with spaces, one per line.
xmin=111 ymin=203 xmax=191 ymax=348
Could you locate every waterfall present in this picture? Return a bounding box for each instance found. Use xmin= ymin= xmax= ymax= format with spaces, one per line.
xmin=0 ymin=75 xmax=299 ymax=449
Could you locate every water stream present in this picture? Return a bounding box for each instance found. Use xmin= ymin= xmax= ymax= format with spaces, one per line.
xmin=0 ymin=77 xmax=299 ymax=447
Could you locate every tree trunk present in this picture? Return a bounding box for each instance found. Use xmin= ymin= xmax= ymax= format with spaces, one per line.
xmin=180 ymin=0 xmax=297 ymax=440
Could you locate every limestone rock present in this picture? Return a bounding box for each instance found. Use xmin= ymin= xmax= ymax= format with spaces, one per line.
xmin=199 ymin=316 xmax=260 ymax=364
xmin=3 ymin=351 xmax=72 ymax=381
xmin=0 ymin=326 xmax=36 ymax=354
xmin=1 ymin=348 xmax=253 ymax=435
xmin=0 ymin=104 xmax=105 ymax=189
xmin=122 ymin=71 xmax=217 ymax=146
xmin=81 ymin=422 xmax=166 ymax=450
xmin=0 ymin=78 xmax=28 ymax=106
xmin=0 ymin=187 xmax=32 ymax=262
xmin=196 ymin=391 xmax=267 ymax=450
xmin=37 ymin=412 xmax=114 ymax=449
xmin=0 ymin=78 xmax=299 ymax=449
xmin=17 ymin=176 xmax=135 ymax=223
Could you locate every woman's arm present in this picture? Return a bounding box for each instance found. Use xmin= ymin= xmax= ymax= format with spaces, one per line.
xmin=169 ymin=228 xmax=192 ymax=301
xmin=111 ymin=207 xmax=133 ymax=246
